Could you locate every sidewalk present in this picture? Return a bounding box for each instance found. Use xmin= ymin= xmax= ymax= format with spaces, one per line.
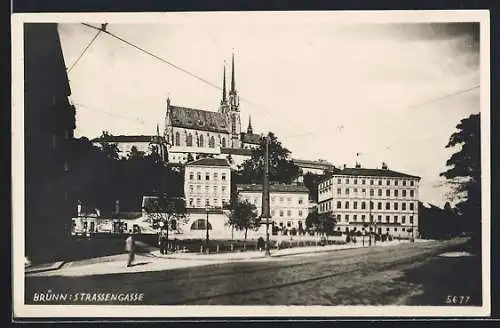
xmin=25 ymin=239 xmax=417 ymax=278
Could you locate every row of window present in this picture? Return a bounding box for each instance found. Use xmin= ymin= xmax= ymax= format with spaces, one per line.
xmin=242 ymin=196 xmax=306 ymax=206
xmin=188 ymin=172 xmax=228 ymax=181
xmin=270 ymin=209 xmax=305 ymax=218
xmin=333 ymin=213 xmax=415 ymax=224
xmin=188 ymin=185 xmax=228 ymax=194
xmin=173 ymin=132 xmax=227 ymax=148
xmin=319 ymin=187 xmax=416 ymax=198
xmin=337 ymin=226 xmax=412 ymax=233
xmin=188 ymin=198 xmax=228 ymax=207
xmin=320 ymin=200 xmax=417 ymax=212
xmin=319 ymin=177 xmax=416 ymax=189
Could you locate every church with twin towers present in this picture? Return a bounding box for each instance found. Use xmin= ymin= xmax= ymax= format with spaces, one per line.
xmin=163 ymin=53 xmax=262 ymax=164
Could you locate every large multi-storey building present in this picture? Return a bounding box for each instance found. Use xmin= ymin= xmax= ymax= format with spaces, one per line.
xmin=317 ymin=164 xmax=420 ymax=238
xmin=24 ymin=23 xmax=77 ymax=259
xmin=236 ymin=184 xmax=310 ymax=233
xmin=184 ymin=158 xmax=231 ymax=209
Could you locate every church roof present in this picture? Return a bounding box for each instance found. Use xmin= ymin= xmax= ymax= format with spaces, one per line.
xmin=169 ymin=105 xmax=230 ymax=134
xmin=241 ymin=132 xmax=262 ymax=145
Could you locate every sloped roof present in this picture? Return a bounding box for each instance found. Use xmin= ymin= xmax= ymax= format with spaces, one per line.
xmin=170 ymin=105 xmax=230 ymax=134
xmin=92 ymin=135 xmax=164 ymax=143
xmin=185 ymin=158 xmax=230 ymax=167
xmin=320 ymin=167 xmax=420 ymax=183
xmin=237 ymin=183 xmax=309 ymax=193
xmin=241 ymin=132 xmax=262 ymax=145
xmin=293 ymin=158 xmax=336 ymax=170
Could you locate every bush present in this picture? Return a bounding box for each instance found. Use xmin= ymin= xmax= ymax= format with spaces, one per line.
xmin=346 ymin=234 xmax=351 ymax=243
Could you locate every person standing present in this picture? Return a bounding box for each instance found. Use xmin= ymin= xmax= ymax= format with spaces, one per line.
xmin=159 ymin=229 xmax=167 ymax=255
xmin=125 ymin=233 xmax=135 ymax=267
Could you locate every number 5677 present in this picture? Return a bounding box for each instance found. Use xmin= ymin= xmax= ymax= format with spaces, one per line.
xmin=446 ymin=295 xmax=471 ymax=305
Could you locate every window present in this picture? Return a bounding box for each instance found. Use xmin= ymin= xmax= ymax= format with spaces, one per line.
xmin=345 ymin=188 xmax=350 ymax=195
xmin=337 ymin=178 xmax=341 ymax=184
xmin=186 ymin=133 xmax=193 ymax=146
xmin=287 ymin=197 xmax=292 ymax=204
xmin=209 ymin=136 xmax=215 ymax=148
xmin=402 ymin=203 xmax=407 ymax=211
xmin=402 ymin=228 xmax=406 ymax=232
xmin=370 ymin=189 xmax=374 ymax=196
xmin=354 ymin=201 xmax=358 ymax=209
xmin=337 ymin=201 xmax=342 ymax=209
xmin=378 ymin=180 xmax=382 ymax=185
xmin=221 ymin=186 xmax=226 ymax=193
xmin=197 ymin=172 xmax=202 ymax=180
xmin=370 ymin=201 xmax=374 ymax=210
xmin=362 ymin=179 xmax=366 ymax=185
xmin=345 ymin=214 xmax=349 ymax=221
xmin=214 ymin=186 xmax=218 ymax=193
xmin=370 ymin=179 xmax=374 ymax=185
xmin=394 ymin=228 xmax=398 ymax=232
xmin=345 ymin=201 xmax=350 ymax=209
xmin=394 ymin=216 xmax=398 ymax=223
xmin=410 ymin=190 xmax=415 ymax=197
xmin=189 ymin=172 xmax=194 ymax=180
xmin=206 ymin=173 xmax=210 ymax=180
xmin=386 ymin=179 xmax=390 ymax=186
xmin=205 ymin=186 xmax=210 ymax=193
xmin=395 ymin=180 xmax=399 ymax=186
xmin=410 ymin=203 xmax=415 ymax=211
xmin=196 ymin=198 xmax=201 ymax=207
xmin=196 ymin=185 xmax=201 ymax=192
xmin=378 ymin=215 xmax=382 ymax=222
xmin=287 ymin=221 xmax=292 ymax=227
xmin=394 ymin=202 xmax=398 ymax=210
xmin=287 ymin=210 xmax=291 ymax=217
xmin=199 ymin=134 xmax=204 ymax=147
xmin=337 ymin=188 xmax=342 ymax=195
xmin=221 ymin=137 xmax=226 ymax=148
xmin=354 ymin=179 xmax=358 ymax=184
xmin=378 ymin=189 xmax=382 ymax=196
xmin=410 ymin=180 xmax=415 ymax=186
xmin=346 ymin=178 xmax=350 ymax=184
xmin=189 ymin=198 xmax=194 ymax=206
xmin=378 ymin=202 xmax=382 ymax=210
xmin=361 ymin=202 xmax=366 ymax=210
xmin=402 ymin=216 xmax=406 ymax=224
xmin=361 ymin=215 xmax=366 ymax=222
xmin=189 ymin=185 xmax=194 ymax=192
xmin=353 ymin=215 xmax=357 ymax=221
xmin=362 ymin=188 xmax=366 ymax=194
xmin=394 ymin=190 xmax=399 ymax=197
xmin=386 ymin=202 xmax=390 ymax=210
xmin=299 ymin=210 xmax=303 ymax=217
xmin=386 ymin=215 xmax=390 ymax=223
xmin=214 ymin=173 xmax=218 ymax=180
xmin=279 ymin=210 xmax=284 ymax=217
xmin=403 ymin=180 xmax=407 ymax=186
xmin=354 ymin=188 xmax=358 ymax=193
xmin=402 ymin=190 xmax=407 ymax=197
xmin=222 ymin=173 xmax=227 ymax=181
xmin=386 ymin=189 xmax=390 ymax=197
xmin=191 ymin=219 xmax=212 ymax=230
xmin=213 ymin=198 xmax=218 ymax=205
xmin=175 ymin=132 xmax=180 ymax=146
xmin=271 ymin=197 xmax=275 ymax=203
xmin=410 ymin=216 xmax=414 ymax=224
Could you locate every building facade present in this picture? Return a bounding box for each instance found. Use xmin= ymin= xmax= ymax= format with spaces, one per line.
xmin=164 ymin=54 xmax=261 ymax=164
xmin=236 ymin=184 xmax=310 ymax=233
xmin=92 ymin=132 xmax=167 ymax=160
xmin=24 ymin=23 xmax=77 ymax=259
xmin=317 ymin=164 xmax=420 ymax=238
xmin=184 ymin=158 xmax=231 ymax=209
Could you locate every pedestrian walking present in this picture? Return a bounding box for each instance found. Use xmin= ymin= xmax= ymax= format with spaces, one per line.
xmin=159 ymin=229 xmax=167 ymax=255
xmin=125 ymin=233 xmax=135 ymax=267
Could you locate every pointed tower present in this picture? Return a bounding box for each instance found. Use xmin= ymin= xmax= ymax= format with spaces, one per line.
xmin=247 ymin=115 xmax=253 ymax=134
xmin=164 ymin=96 xmax=173 ymax=146
xmin=228 ymin=52 xmax=241 ymax=148
xmin=219 ymin=61 xmax=230 ymax=113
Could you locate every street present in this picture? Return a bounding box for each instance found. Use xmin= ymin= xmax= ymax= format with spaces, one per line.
xmin=25 ymin=238 xmax=481 ymax=306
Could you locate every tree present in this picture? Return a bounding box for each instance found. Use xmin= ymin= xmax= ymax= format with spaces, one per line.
xmin=186 ymin=153 xmax=194 ymax=163
xmin=227 ymin=199 xmax=260 ymax=250
xmin=128 ymin=146 xmax=145 ymax=160
xmin=143 ymin=195 xmax=187 ymax=252
xmin=305 ymin=208 xmax=337 ymax=239
xmin=440 ymin=113 xmax=481 ymax=239
xmin=238 ymin=132 xmax=300 ymax=184
xmin=303 ymin=172 xmax=325 ymax=202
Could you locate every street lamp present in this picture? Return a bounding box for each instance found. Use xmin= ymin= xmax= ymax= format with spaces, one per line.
xmin=411 ymin=209 xmax=415 ymax=243
xmin=205 ymin=203 xmax=210 ymax=249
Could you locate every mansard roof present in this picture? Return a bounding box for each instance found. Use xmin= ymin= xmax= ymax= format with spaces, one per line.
xmin=319 ymin=167 xmax=421 ymax=184
xmin=185 ymin=158 xmax=230 ymax=167
xmin=169 ymin=105 xmax=230 ymax=134
xmin=241 ymin=132 xmax=262 ymax=145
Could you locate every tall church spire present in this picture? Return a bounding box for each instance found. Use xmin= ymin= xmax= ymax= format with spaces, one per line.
xmin=221 ymin=61 xmax=227 ymax=104
xmin=230 ymin=52 xmax=236 ymax=94
xmin=247 ymin=115 xmax=253 ymax=134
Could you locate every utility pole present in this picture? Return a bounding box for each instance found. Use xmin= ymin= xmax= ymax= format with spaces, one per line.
xmin=262 ymin=135 xmax=271 ymax=257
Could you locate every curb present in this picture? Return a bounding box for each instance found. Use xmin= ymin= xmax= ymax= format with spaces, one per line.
xmin=25 ymin=261 xmax=66 ymax=274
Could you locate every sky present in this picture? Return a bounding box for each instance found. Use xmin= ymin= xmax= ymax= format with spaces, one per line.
xmin=57 ymin=14 xmax=481 ymax=208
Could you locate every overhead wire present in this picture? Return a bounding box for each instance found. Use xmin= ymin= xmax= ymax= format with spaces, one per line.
xmin=67 ymin=25 xmax=106 ymax=73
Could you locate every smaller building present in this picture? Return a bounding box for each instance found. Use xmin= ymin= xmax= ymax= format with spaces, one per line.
xmin=92 ymin=132 xmax=167 ymax=160
xmin=184 ymin=158 xmax=232 ymax=209
xmin=236 ymin=183 xmax=310 ymax=233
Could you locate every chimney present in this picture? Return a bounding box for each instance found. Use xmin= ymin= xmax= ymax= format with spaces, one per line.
xmin=343 ymin=164 xmax=346 ymax=169
xmin=382 ymin=162 xmax=388 ymax=170
xmin=355 ymin=162 xmax=361 ymax=169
